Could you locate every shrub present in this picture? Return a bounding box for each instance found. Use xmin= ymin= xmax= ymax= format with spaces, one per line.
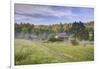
xmin=48 ymin=34 xmax=63 ymax=42
xmin=70 ymin=39 xmax=79 ymax=46
xmin=48 ymin=34 xmax=56 ymax=42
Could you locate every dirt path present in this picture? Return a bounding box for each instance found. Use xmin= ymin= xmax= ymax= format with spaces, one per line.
xmin=39 ymin=43 xmax=73 ymax=59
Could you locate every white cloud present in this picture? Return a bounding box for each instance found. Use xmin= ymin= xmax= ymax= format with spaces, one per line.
xmin=15 ymin=14 xmax=45 ymax=23
xmin=15 ymin=4 xmax=76 ymax=18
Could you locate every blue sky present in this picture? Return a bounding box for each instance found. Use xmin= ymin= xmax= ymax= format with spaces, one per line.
xmin=15 ymin=4 xmax=94 ymax=25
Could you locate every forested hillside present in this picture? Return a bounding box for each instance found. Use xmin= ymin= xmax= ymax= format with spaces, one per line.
xmin=15 ymin=21 xmax=94 ymax=41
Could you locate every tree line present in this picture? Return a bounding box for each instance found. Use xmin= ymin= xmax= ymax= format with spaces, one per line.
xmin=15 ymin=21 xmax=94 ymax=41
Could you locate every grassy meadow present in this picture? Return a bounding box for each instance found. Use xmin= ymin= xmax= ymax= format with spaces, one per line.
xmin=15 ymin=39 xmax=94 ymax=65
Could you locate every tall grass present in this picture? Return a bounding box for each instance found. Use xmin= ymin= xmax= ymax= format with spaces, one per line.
xmin=15 ymin=39 xmax=94 ymax=65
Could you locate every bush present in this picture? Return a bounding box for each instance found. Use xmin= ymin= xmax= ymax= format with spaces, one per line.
xmin=48 ymin=34 xmax=63 ymax=42
xmin=70 ymin=39 xmax=79 ymax=46
xmin=48 ymin=34 xmax=56 ymax=42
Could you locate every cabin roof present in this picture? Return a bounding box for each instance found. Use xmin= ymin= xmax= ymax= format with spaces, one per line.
xmin=56 ymin=32 xmax=69 ymax=37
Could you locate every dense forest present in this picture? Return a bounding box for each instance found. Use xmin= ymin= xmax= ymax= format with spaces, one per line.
xmin=15 ymin=21 xmax=94 ymax=41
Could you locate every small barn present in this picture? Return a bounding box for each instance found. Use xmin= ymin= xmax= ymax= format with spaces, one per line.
xmin=55 ymin=32 xmax=69 ymax=41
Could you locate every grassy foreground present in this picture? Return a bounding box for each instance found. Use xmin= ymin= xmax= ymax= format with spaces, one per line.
xmin=15 ymin=39 xmax=94 ymax=65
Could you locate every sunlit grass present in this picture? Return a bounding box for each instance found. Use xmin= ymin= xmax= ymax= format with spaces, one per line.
xmin=15 ymin=39 xmax=94 ymax=65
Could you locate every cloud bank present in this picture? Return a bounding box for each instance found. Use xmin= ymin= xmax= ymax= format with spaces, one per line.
xmin=15 ymin=4 xmax=94 ymax=25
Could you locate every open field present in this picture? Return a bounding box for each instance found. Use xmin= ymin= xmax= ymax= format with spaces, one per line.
xmin=15 ymin=39 xmax=94 ymax=65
